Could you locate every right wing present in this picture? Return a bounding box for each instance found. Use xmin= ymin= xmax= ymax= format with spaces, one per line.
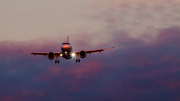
xmin=20 ymin=49 xmax=61 ymax=56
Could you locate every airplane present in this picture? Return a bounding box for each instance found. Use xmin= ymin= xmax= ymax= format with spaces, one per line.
xmin=20 ymin=37 xmax=115 ymax=64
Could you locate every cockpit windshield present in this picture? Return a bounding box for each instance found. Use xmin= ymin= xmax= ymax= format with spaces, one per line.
xmin=63 ymin=43 xmax=69 ymax=45
xmin=61 ymin=41 xmax=71 ymax=46
xmin=61 ymin=42 xmax=71 ymax=45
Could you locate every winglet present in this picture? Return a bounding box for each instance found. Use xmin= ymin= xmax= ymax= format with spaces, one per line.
xmin=19 ymin=47 xmax=23 ymax=53
xmin=112 ymin=42 xmax=116 ymax=49
xmin=67 ymin=36 xmax=69 ymax=42
xmin=111 ymin=46 xmax=115 ymax=49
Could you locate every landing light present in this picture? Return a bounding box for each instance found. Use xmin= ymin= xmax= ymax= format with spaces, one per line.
xmin=71 ymin=53 xmax=75 ymax=57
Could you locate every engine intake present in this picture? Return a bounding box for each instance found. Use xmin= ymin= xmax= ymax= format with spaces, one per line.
xmin=48 ymin=52 xmax=55 ymax=60
xmin=80 ymin=50 xmax=86 ymax=58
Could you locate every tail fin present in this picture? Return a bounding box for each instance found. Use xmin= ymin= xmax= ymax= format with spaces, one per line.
xmin=67 ymin=36 xmax=69 ymax=42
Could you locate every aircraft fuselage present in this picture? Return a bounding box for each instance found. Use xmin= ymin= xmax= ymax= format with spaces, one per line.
xmin=61 ymin=41 xmax=72 ymax=59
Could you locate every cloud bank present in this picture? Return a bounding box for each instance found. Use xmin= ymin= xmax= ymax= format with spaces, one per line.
xmin=0 ymin=26 xmax=180 ymax=101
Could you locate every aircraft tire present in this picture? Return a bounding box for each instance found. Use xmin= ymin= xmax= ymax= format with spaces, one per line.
xmin=55 ymin=60 xmax=59 ymax=64
xmin=76 ymin=59 xmax=80 ymax=63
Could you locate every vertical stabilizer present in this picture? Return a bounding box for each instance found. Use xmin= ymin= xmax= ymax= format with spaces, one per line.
xmin=67 ymin=36 xmax=69 ymax=42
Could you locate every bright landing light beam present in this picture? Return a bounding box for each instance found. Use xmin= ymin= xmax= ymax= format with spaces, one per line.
xmin=71 ymin=53 xmax=75 ymax=57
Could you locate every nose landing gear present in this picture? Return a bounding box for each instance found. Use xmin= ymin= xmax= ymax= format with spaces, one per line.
xmin=55 ymin=60 xmax=59 ymax=64
xmin=76 ymin=59 xmax=80 ymax=63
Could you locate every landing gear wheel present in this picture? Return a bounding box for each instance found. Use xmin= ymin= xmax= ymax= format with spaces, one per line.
xmin=76 ymin=59 xmax=80 ymax=63
xmin=55 ymin=60 xmax=59 ymax=64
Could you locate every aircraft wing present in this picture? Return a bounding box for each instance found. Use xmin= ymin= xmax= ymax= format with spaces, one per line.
xmin=74 ymin=46 xmax=115 ymax=54
xmin=20 ymin=51 xmax=61 ymax=56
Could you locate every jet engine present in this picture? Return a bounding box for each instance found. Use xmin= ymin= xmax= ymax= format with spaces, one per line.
xmin=80 ymin=50 xmax=86 ymax=58
xmin=48 ymin=52 xmax=55 ymax=60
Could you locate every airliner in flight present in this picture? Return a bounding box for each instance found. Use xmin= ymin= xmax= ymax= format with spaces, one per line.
xmin=20 ymin=37 xmax=115 ymax=63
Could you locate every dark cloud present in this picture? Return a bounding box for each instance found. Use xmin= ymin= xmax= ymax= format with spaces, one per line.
xmin=0 ymin=26 xmax=180 ymax=101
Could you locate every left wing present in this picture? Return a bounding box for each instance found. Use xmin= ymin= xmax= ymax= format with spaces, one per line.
xmin=20 ymin=50 xmax=62 ymax=63
xmin=20 ymin=50 xmax=61 ymax=56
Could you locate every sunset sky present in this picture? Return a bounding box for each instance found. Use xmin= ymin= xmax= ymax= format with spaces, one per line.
xmin=0 ymin=0 xmax=180 ymax=101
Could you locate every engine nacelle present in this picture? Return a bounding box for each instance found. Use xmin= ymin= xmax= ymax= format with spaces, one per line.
xmin=80 ymin=50 xmax=86 ymax=58
xmin=48 ymin=52 xmax=55 ymax=60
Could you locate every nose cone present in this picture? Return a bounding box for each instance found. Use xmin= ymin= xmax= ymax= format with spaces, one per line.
xmin=61 ymin=44 xmax=71 ymax=48
xmin=61 ymin=44 xmax=72 ymax=52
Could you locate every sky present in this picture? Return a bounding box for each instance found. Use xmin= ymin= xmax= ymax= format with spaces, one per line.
xmin=0 ymin=0 xmax=180 ymax=101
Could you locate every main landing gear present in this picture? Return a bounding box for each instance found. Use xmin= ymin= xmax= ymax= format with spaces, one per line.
xmin=55 ymin=56 xmax=59 ymax=64
xmin=55 ymin=60 xmax=59 ymax=64
xmin=76 ymin=59 xmax=80 ymax=63
xmin=76 ymin=55 xmax=80 ymax=63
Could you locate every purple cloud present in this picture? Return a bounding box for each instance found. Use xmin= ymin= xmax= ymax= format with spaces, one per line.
xmin=0 ymin=26 xmax=180 ymax=101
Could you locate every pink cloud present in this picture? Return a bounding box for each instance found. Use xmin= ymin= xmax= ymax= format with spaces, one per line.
xmin=33 ymin=66 xmax=63 ymax=83
xmin=157 ymin=80 xmax=180 ymax=90
xmin=156 ymin=27 xmax=180 ymax=45
xmin=50 ymin=66 xmax=62 ymax=76
xmin=130 ymin=56 xmax=154 ymax=69
xmin=1 ymin=96 xmax=22 ymax=101
xmin=0 ymin=26 xmax=180 ymax=101
xmin=21 ymin=90 xmax=44 ymax=97
xmin=61 ymin=61 xmax=103 ymax=92
xmin=68 ymin=61 xmax=102 ymax=79
xmin=159 ymin=55 xmax=176 ymax=62
xmin=90 ymin=0 xmax=180 ymax=8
